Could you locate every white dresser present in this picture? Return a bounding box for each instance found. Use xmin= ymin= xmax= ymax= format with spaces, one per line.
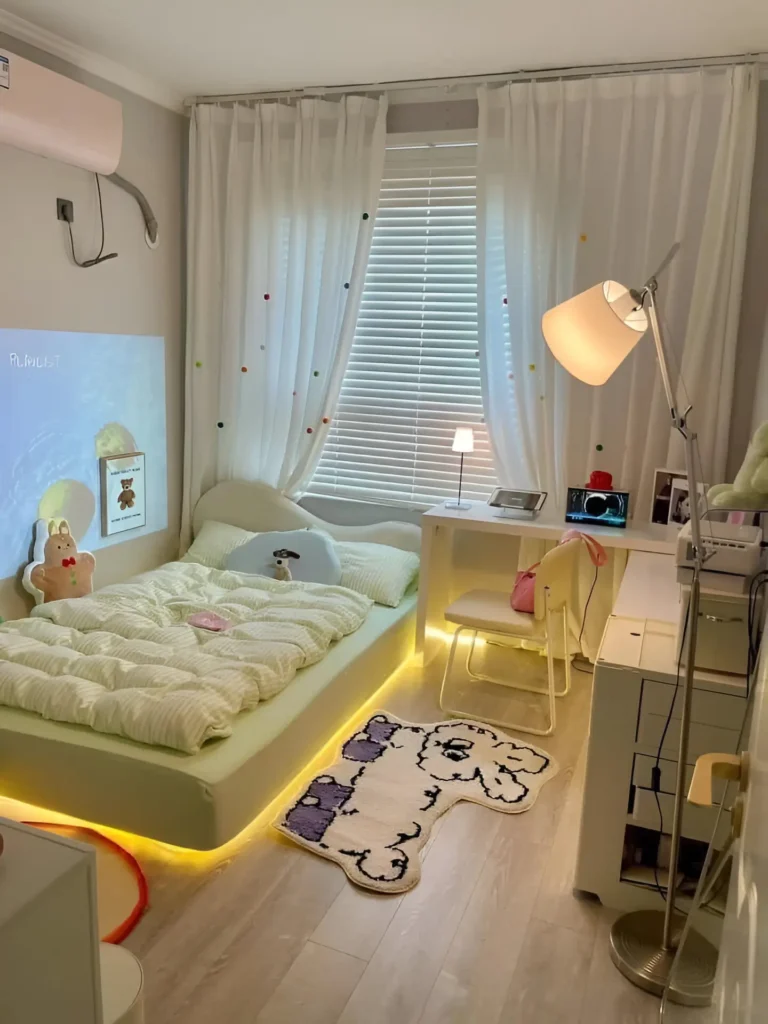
xmin=0 ymin=818 xmax=144 ymax=1024
xmin=575 ymin=553 xmax=749 ymax=929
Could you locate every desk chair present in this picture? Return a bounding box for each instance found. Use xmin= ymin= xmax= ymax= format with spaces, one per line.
xmin=439 ymin=538 xmax=580 ymax=736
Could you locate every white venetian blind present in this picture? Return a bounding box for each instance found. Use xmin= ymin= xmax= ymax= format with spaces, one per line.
xmin=309 ymin=138 xmax=497 ymax=508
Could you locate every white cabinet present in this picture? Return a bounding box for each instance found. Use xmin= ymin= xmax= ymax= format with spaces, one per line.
xmin=0 ymin=818 xmax=145 ymax=1024
xmin=575 ymin=613 xmax=747 ymax=931
xmin=0 ymin=818 xmax=102 ymax=1023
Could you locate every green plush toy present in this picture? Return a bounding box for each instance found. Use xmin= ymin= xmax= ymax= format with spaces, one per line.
xmin=708 ymin=421 xmax=768 ymax=509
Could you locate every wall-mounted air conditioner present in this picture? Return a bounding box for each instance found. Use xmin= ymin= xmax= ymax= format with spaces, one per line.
xmin=0 ymin=48 xmax=123 ymax=173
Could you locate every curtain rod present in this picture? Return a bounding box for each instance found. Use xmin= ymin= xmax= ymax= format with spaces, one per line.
xmin=187 ymin=51 xmax=767 ymax=106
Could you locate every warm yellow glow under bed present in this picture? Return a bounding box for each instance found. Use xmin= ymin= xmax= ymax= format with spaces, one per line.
xmin=0 ymin=596 xmax=417 ymax=854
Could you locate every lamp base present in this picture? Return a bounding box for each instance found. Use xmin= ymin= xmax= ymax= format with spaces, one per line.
xmin=444 ymin=500 xmax=472 ymax=510
xmin=609 ymin=910 xmax=717 ymax=1006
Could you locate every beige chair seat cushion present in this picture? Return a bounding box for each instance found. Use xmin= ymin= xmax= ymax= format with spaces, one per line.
xmin=444 ymin=590 xmax=544 ymax=637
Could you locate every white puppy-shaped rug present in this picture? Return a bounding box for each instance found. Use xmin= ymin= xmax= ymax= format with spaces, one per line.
xmin=275 ymin=712 xmax=558 ymax=893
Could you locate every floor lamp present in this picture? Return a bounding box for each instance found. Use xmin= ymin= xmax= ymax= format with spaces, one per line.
xmin=446 ymin=426 xmax=474 ymax=510
xmin=542 ymin=247 xmax=718 ymax=1006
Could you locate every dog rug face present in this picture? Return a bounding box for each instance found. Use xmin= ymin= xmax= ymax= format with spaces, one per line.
xmin=275 ymin=712 xmax=558 ymax=893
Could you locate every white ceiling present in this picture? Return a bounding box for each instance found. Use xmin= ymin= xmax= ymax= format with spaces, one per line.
xmin=2 ymin=0 xmax=768 ymax=105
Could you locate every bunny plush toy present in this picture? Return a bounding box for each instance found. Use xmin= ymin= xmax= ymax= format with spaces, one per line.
xmin=25 ymin=519 xmax=96 ymax=604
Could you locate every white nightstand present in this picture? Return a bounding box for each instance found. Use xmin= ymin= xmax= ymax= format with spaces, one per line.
xmin=0 ymin=818 xmax=145 ymax=1024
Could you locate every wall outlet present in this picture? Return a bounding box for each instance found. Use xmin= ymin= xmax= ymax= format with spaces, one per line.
xmin=56 ymin=198 xmax=74 ymax=223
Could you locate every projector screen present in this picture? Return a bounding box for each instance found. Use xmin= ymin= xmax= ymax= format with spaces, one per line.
xmin=1 ymin=329 xmax=167 ymax=580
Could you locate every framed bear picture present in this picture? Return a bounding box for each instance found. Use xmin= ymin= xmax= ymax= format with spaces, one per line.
xmin=100 ymin=452 xmax=146 ymax=536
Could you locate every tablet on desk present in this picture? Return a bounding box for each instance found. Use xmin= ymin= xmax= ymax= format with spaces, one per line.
xmin=488 ymin=488 xmax=547 ymax=517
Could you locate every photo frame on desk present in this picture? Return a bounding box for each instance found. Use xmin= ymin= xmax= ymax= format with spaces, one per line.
xmin=100 ymin=453 xmax=146 ymax=536
xmin=668 ymin=475 xmax=707 ymax=527
xmin=650 ymin=468 xmax=681 ymax=525
xmin=650 ymin=468 xmax=707 ymax=527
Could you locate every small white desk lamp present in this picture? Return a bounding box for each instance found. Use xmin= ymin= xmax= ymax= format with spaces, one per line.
xmin=447 ymin=426 xmax=474 ymax=510
xmin=542 ymin=245 xmax=717 ymax=1007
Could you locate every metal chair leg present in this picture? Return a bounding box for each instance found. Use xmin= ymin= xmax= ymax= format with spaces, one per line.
xmin=441 ymin=629 xmax=556 ymax=737
xmin=441 ymin=582 xmax=583 ymax=735
xmin=465 ymin=629 xmax=479 ymax=676
xmin=562 ymin=605 xmax=572 ymax=696
xmin=439 ymin=625 xmax=463 ymax=713
xmin=465 ymin=630 xmax=568 ymax=698
xmin=542 ymin=596 xmax=557 ymax=735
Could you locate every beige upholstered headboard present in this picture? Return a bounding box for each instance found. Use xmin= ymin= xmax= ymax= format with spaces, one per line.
xmin=192 ymin=481 xmax=422 ymax=554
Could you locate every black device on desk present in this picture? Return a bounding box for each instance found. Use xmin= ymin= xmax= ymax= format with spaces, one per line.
xmin=565 ymin=486 xmax=629 ymax=528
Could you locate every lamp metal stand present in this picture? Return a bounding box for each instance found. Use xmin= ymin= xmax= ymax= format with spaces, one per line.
xmin=608 ymin=279 xmax=718 ymax=1006
xmin=446 ymin=451 xmax=471 ymax=510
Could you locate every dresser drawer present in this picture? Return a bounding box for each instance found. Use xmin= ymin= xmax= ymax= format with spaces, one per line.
xmin=631 ymin=787 xmax=730 ymax=847
xmin=636 ymin=679 xmax=745 ymax=759
xmin=632 ymin=753 xmax=729 ymax=803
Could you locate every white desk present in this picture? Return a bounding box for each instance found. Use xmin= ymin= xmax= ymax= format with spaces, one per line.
xmin=416 ymin=500 xmax=680 ymax=660
xmin=611 ymin=551 xmax=680 ymax=622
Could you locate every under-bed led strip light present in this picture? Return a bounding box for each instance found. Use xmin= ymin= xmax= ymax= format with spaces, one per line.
xmin=0 ymin=652 xmax=421 ymax=870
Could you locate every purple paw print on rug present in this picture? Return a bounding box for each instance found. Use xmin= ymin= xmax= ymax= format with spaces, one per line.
xmin=284 ymin=775 xmax=354 ymax=843
xmin=342 ymin=714 xmax=401 ymax=762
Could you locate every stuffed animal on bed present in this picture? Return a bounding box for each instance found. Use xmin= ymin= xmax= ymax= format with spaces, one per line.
xmin=272 ymin=548 xmax=300 ymax=582
xmin=24 ymin=519 xmax=96 ymax=604
xmin=708 ymin=421 xmax=768 ymax=509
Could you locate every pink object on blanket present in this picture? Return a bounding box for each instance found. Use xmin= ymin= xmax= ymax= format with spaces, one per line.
xmin=187 ymin=611 xmax=232 ymax=632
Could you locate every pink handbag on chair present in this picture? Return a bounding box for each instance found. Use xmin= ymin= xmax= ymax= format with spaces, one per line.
xmin=511 ymin=562 xmax=539 ymax=613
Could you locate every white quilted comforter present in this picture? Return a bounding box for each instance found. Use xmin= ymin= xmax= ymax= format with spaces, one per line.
xmin=0 ymin=562 xmax=372 ymax=753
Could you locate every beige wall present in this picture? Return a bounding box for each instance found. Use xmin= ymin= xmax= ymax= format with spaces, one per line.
xmin=0 ymin=35 xmax=186 ymax=620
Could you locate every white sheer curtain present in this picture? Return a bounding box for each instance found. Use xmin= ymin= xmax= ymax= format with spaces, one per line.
xmin=477 ymin=67 xmax=758 ymax=658
xmin=477 ymin=66 xmax=758 ymax=514
xmin=181 ymin=96 xmax=387 ymax=547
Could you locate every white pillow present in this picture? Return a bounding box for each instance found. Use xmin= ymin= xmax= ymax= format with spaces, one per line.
xmin=336 ymin=541 xmax=419 ymax=607
xmin=181 ymin=520 xmax=256 ymax=569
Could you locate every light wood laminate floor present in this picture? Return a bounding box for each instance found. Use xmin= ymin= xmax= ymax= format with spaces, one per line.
xmin=1 ymin=647 xmax=714 ymax=1023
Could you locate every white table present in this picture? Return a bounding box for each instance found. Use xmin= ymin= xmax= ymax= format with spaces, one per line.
xmin=416 ymin=500 xmax=680 ymax=662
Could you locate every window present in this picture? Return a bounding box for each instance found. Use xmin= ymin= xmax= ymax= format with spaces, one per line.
xmin=309 ymin=135 xmax=497 ymax=509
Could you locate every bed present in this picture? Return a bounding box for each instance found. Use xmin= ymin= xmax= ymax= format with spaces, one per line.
xmin=0 ymin=481 xmax=420 ymax=850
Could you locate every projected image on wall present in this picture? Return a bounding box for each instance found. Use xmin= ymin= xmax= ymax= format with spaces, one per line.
xmin=0 ymin=329 xmax=167 ymax=580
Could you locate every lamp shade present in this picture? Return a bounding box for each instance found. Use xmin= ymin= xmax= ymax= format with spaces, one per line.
xmin=452 ymin=426 xmax=474 ymax=453
xmin=541 ymin=280 xmax=648 ymax=386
